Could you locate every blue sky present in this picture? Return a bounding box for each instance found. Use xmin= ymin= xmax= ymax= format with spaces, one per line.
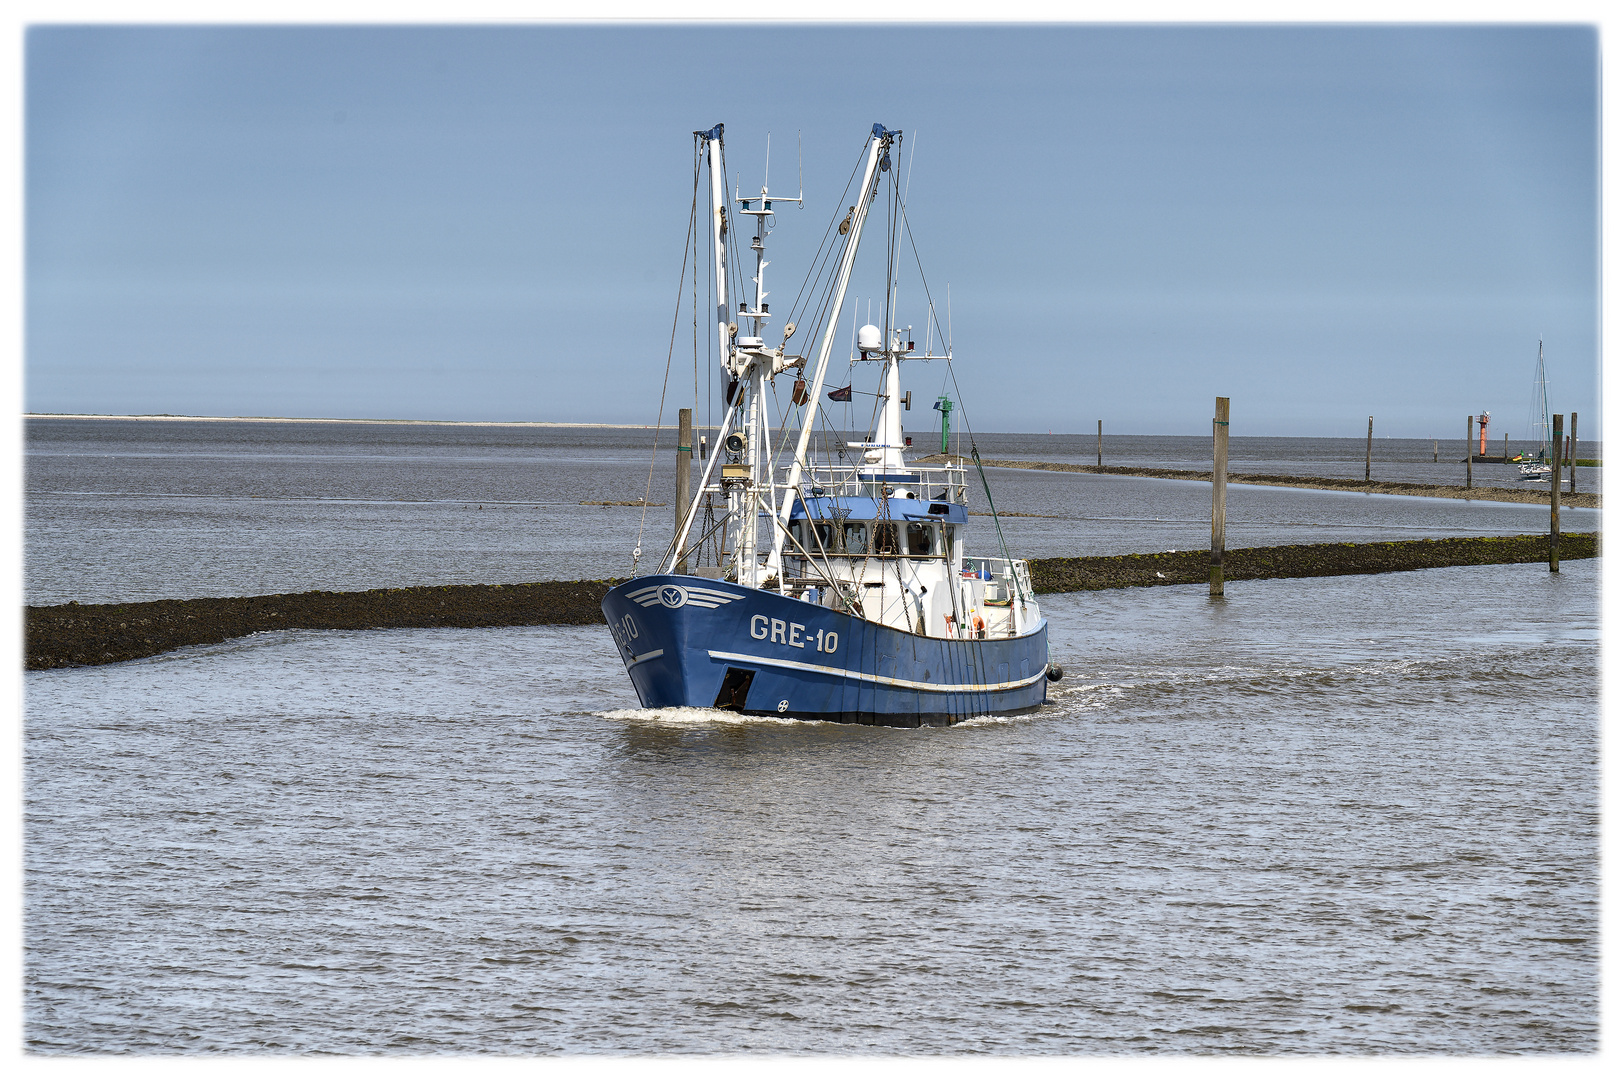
xmin=25 ymin=23 xmax=1599 ymax=437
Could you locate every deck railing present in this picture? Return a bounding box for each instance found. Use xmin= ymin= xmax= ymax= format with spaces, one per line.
xmin=794 ymin=463 xmax=969 ymax=503
xmin=964 ymin=556 xmax=1035 ymax=598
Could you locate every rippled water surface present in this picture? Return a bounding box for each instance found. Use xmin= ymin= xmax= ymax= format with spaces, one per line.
xmin=24 ymin=420 xmax=1599 ymax=1054
xmin=27 ymin=569 xmax=1597 ymax=1054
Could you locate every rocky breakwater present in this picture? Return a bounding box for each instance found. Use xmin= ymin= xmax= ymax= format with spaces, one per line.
xmin=24 ymin=534 xmax=1600 ymax=670
xmin=1029 ymin=533 xmax=1599 ymax=593
xmin=26 ymin=580 xmax=622 ymax=671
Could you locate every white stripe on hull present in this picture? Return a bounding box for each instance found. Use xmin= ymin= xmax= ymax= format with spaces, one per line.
xmin=707 ymin=650 xmax=1047 ymax=693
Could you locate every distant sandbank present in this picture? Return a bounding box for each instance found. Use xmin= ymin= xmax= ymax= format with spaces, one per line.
xmin=915 ymin=454 xmax=1602 ymax=510
xmin=24 ymin=413 xmax=708 ymax=429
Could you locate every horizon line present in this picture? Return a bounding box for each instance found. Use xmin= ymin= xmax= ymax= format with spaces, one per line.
xmin=23 ymin=413 xmax=683 ymax=429
xmin=19 ymin=414 xmax=1590 ymax=443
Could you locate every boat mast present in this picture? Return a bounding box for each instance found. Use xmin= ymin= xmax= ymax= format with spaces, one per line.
xmin=690 ymin=123 xmax=805 ymax=587
xmin=1536 ymin=338 xmax=1551 ymax=459
xmin=696 ymin=124 xmax=751 ymax=581
xmin=702 ymin=125 xmax=731 ymax=377
xmin=766 ymin=124 xmax=898 ymax=585
xmin=874 ymin=328 xmax=908 ymax=474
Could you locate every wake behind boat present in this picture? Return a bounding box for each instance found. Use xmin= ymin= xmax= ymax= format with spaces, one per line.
xmin=601 ymin=122 xmax=1056 ymax=727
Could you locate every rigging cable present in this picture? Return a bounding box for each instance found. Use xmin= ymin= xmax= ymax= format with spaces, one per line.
xmin=783 ymin=137 xmax=870 ymax=344
xmin=968 ymin=443 xmax=1027 ymax=603
xmin=882 ymin=198 xmax=1019 ymax=594
xmin=784 ymin=134 xmax=876 ymax=397
xmin=631 ymin=141 xmax=703 ymax=574
xmin=887 ymin=198 xmax=1022 ymax=598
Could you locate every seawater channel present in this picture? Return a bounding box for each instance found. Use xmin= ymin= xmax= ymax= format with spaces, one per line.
xmin=24 ymin=420 xmax=1599 ymax=1053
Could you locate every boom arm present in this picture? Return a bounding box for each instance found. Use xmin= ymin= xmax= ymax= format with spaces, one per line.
xmin=700 ymin=124 xmax=732 ymax=374
xmin=766 ymin=125 xmax=896 ymax=584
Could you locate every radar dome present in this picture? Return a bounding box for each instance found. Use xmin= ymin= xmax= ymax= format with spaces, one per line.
xmin=857 ymin=324 xmax=882 ymax=352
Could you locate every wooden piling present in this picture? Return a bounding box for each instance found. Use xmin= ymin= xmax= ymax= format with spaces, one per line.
xmin=1433 ymin=440 xmax=1438 ymax=463
xmin=1570 ymin=412 xmax=1578 ymax=493
xmin=675 ymin=408 xmax=693 ymax=574
xmin=1465 ymin=415 xmax=1472 ymax=490
xmin=1503 ymin=432 xmax=1508 ymax=463
xmin=1211 ymin=397 xmax=1229 ymax=597
xmin=1365 ymin=416 xmax=1373 ymax=481
xmin=1097 ymin=420 xmax=1102 ymax=468
xmin=1550 ymin=412 xmax=1562 ymax=573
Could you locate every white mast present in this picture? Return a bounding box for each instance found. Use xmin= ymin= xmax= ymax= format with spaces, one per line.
xmin=702 ymin=124 xmax=731 ymax=372
xmin=696 ymin=124 xmax=752 ymax=582
xmin=875 ymin=333 xmax=906 ymax=473
xmin=767 ymin=124 xmax=898 ymax=585
xmin=687 ymin=123 xmax=809 ymax=587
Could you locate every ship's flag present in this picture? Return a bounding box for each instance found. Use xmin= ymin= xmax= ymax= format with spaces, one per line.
xmin=827 ymin=385 xmax=853 ymax=402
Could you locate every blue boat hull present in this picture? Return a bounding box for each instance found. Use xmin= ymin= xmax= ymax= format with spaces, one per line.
xmin=602 ymin=575 xmax=1050 ymax=727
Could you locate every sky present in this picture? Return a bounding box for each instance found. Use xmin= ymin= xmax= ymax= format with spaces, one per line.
xmin=24 ymin=23 xmax=1600 ymax=438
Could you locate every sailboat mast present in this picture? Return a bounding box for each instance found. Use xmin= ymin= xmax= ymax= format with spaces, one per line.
xmin=1538 ymin=339 xmax=1551 ymax=458
xmin=1525 ymin=338 xmax=1553 ymax=461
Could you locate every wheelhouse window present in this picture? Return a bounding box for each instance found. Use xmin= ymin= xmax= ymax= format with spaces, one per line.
xmin=906 ymin=521 xmax=938 ymax=557
xmin=791 ymin=519 xmax=837 ymax=552
xmin=793 ymin=519 xmax=945 ymax=558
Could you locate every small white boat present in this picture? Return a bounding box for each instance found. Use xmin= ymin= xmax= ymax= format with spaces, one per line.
xmin=1518 ymin=339 xmax=1554 ymax=480
xmin=1518 ymin=460 xmax=1553 ymax=480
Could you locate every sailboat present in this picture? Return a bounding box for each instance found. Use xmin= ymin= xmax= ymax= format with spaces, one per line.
xmin=1516 ymin=340 xmax=1554 ymax=480
xmin=600 ymin=122 xmax=1055 ymax=727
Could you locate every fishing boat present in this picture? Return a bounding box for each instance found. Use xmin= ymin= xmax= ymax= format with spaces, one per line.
xmin=600 ymin=121 xmax=1055 ymax=727
xmin=1516 ymin=339 xmax=1554 ymax=480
